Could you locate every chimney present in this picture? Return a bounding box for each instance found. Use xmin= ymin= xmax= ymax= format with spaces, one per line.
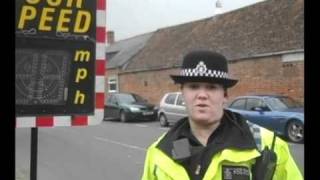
xmin=107 ymin=31 xmax=115 ymax=44
xmin=214 ymin=0 xmax=223 ymax=15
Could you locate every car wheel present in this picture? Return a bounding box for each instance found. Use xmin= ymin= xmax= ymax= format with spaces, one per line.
xmin=120 ymin=111 xmax=127 ymax=122
xmin=286 ymin=120 xmax=304 ymax=143
xmin=159 ymin=114 xmax=168 ymax=127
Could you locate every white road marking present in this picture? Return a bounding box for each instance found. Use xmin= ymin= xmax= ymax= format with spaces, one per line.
xmin=134 ymin=124 xmax=148 ymax=128
xmin=94 ymin=136 xmax=146 ymax=152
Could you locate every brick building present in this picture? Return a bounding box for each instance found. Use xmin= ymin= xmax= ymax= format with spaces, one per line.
xmin=105 ymin=33 xmax=153 ymax=93
xmin=106 ymin=0 xmax=304 ymax=105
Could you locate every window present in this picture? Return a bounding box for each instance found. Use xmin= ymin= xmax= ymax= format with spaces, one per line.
xmin=132 ymin=94 xmax=146 ymax=103
xmin=107 ymin=95 xmax=117 ymax=105
xmin=246 ymin=99 xmax=257 ymax=110
xmin=265 ymin=96 xmax=301 ymax=111
xmin=245 ymin=98 xmax=270 ymax=111
xmin=116 ymin=94 xmax=137 ymax=104
xmin=176 ymin=94 xmax=185 ymax=106
xmin=230 ymin=99 xmax=246 ymax=110
xmin=108 ymin=76 xmax=118 ymax=93
xmin=165 ymin=94 xmax=177 ymax=105
xmin=106 ymin=95 xmax=112 ymax=104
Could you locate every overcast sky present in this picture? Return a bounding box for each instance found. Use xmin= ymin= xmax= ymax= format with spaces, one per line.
xmin=106 ymin=0 xmax=265 ymax=41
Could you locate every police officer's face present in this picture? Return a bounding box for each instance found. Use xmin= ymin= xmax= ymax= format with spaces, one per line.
xmin=182 ymin=82 xmax=227 ymax=125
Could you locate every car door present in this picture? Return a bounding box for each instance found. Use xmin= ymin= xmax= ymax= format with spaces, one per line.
xmin=105 ymin=94 xmax=120 ymax=119
xmin=163 ymin=93 xmax=178 ymax=123
xmin=173 ymin=94 xmax=187 ymax=121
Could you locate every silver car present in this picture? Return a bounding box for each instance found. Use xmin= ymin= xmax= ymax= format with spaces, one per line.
xmin=158 ymin=92 xmax=187 ymax=127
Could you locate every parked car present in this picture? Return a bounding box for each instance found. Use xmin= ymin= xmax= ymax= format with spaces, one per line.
xmin=104 ymin=92 xmax=158 ymax=122
xmin=158 ymin=92 xmax=187 ymax=127
xmin=227 ymin=95 xmax=304 ymax=143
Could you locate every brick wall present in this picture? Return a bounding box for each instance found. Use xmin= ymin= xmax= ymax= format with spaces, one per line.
xmin=119 ymin=69 xmax=180 ymax=105
xmin=228 ymin=55 xmax=304 ymax=103
xmin=110 ymin=55 xmax=304 ymax=105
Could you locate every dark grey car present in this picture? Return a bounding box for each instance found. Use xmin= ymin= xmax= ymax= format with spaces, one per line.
xmin=104 ymin=93 xmax=157 ymax=122
xmin=158 ymin=92 xmax=187 ymax=127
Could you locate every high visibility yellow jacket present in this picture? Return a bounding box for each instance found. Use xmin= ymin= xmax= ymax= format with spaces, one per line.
xmin=142 ymin=121 xmax=303 ymax=180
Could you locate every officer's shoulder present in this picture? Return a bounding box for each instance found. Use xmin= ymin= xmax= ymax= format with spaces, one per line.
xmin=246 ymin=121 xmax=288 ymax=148
xmin=224 ymin=109 xmax=248 ymax=125
xmin=227 ymin=109 xmax=291 ymax=152
xmin=246 ymin=120 xmax=275 ymax=138
xmin=148 ymin=132 xmax=167 ymax=149
xmin=224 ymin=109 xmax=273 ymax=137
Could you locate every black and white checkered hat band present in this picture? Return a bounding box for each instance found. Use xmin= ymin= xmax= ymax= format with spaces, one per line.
xmin=180 ymin=68 xmax=228 ymax=78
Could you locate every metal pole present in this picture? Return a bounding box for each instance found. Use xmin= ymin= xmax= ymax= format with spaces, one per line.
xmin=30 ymin=127 xmax=38 ymax=180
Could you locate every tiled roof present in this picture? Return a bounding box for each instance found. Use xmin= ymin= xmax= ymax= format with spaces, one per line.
xmin=125 ymin=0 xmax=304 ymax=71
xmin=105 ymin=32 xmax=153 ymax=69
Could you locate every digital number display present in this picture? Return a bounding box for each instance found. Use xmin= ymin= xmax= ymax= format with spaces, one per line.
xmin=16 ymin=49 xmax=70 ymax=105
xmin=15 ymin=38 xmax=95 ymax=116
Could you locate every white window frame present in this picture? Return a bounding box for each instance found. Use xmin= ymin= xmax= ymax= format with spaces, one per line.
xmin=108 ymin=76 xmax=118 ymax=93
xmin=281 ymin=52 xmax=304 ymax=62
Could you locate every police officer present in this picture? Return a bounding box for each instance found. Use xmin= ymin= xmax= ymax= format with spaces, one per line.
xmin=142 ymin=50 xmax=303 ymax=180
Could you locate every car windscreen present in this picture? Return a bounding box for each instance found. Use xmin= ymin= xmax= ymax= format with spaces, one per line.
xmin=265 ymin=97 xmax=302 ymax=111
xmin=117 ymin=94 xmax=144 ymax=104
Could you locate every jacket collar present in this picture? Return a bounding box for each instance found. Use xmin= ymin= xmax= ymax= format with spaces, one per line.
xmin=156 ymin=109 xmax=257 ymax=161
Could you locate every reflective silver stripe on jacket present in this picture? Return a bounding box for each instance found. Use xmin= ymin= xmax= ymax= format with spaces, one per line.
xmin=247 ymin=120 xmax=262 ymax=151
